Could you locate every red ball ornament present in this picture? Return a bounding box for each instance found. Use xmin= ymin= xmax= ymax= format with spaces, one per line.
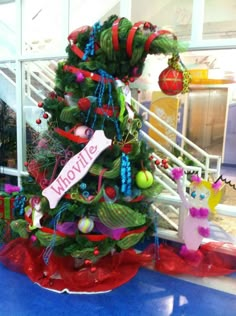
xmin=48 ymin=91 xmax=57 ymax=99
xmin=155 ymin=159 xmax=161 ymax=166
xmin=105 ymin=186 xmax=116 ymax=200
xmin=90 ymin=266 xmax=97 ymax=273
xmin=93 ymin=248 xmax=100 ymax=256
xmin=158 ymin=67 xmax=183 ymax=96
xmin=77 ymin=98 xmax=91 ymax=111
xmin=38 ymin=102 xmax=43 ymax=108
xmin=84 ymin=259 xmax=92 ymax=265
xmin=36 ymin=118 xmax=41 ymax=124
xmin=43 ymin=113 xmax=49 ymax=119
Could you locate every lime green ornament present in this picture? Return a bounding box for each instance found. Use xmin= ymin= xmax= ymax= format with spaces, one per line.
xmin=135 ymin=170 xmax=154 ymax=189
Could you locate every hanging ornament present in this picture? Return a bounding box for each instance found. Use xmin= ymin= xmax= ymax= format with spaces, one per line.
xmin=93 ymin=247 xmax=100 ymax=256
xmin=78 ymin=217 xmax=94 ymax=233
xmin=76 ymin=71 xmax=85 ymax=83
xmin=78 ymin=97 xmax=91 ymax=111
xmin=135 ymin=170 xmax=154 ymax=189
xmin=104 ymin=186 xmax=117 ymax=200
xmin=48 ymin=91 xmax=57 ymax=99
xmin=158 ymin=54 xmax=191 ymax=96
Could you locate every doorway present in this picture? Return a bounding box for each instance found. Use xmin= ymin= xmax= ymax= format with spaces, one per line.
xmin=186 ymin=87 xmax=228 ymax=157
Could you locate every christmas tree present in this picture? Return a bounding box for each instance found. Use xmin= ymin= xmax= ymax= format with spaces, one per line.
xmin=0 ymin=15 xmax=185 ymax=293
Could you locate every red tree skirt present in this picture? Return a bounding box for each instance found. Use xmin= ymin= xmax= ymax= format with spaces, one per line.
xmin=0 ymin=238 xmax=236 ymax=293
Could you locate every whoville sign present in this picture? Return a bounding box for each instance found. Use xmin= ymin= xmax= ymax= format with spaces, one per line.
xmin=42 ymin=130 xmax=112 ymax=209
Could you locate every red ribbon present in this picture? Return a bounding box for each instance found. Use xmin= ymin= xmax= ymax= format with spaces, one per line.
xmin=54 ymin=127 xmax=89 ymax=144
xmin=144 ymin=30 xmax=176 ymax=52
xmin=126 ymin=21 xmax=144 ymax=58
xmin=63 ymin=65 xmax=114 ymax=83
xmin=70 ymin=44 xmax=87 ymax=60
xmin=112 ymin=18 xmax=123 ymax=51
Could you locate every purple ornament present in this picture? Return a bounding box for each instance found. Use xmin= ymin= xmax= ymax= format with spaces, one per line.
xmin=76 ymin=71 xmax=85 ymax=83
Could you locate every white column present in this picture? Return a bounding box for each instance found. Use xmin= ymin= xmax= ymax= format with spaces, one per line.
xmin=16 ymin=0 xmax=25 ymax=186
xmin=191 ymin=0 xmax=205 ymax=43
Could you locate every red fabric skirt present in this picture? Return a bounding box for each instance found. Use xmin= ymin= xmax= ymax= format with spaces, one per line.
xmin=0 ymin=238 xmax=236 ymax=293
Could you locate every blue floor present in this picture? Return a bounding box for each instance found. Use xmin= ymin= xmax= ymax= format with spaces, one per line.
xmin=1 ymin=264 xmax=236 ymax=316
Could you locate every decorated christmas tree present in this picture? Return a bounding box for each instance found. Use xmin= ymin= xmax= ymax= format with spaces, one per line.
xmin=0 ymin=15 xmax=188 ymax=293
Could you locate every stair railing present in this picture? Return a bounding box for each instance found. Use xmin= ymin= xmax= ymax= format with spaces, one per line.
xmin=132 ymin=97 xmax=222 ymax=180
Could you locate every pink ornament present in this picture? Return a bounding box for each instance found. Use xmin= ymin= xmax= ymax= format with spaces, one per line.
xmin=76 ymin=72 xmax=85 ymax=83
xmin=30 ymin=235 xmax=37 ymax=242
xmin=74 ymin=126 xmax=94 ymax=139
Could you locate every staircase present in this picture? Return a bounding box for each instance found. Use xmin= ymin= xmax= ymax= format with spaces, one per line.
xmin=0 ymin=60 xmax=236 ymax=245
xmin=0 ymin=61 xmax=56 ymax=131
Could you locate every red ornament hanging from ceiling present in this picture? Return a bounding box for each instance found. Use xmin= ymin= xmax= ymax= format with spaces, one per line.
xmin=158 ymin=54 xmax=191 ymax=96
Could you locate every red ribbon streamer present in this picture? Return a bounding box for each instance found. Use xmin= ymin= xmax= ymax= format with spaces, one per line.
xmin=112 ymin=18 xmax=123 ymax=51
xmin=63 ymin=65 xmax=114 ymax=83
xmin=126 ymin=21 xmax=144 ymax=58
xmin=54 ymin=127 xmax=89 ymax=144
xmin=144 ymin=30 xmax=177 ymax=52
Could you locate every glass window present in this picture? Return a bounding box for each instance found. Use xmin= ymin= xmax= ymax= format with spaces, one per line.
xmin=22 ymin=0 xmax=68 ymax=55
xmin=69 ymin=0 xmax=120 ymax=32
xmin=0 ymin=61 xmax=17 ymax=168
xmin=0 ymin=1 xmax=16 ymax=59
xmin=203 ymin=0 xmax=236 ymax=40
xmin=0 ymin=97 xmax=17 ymax=168
xmin=22 ymin=60 xmax=59 ymax=163
xmin=131 ymin=0 xmax=193 ymax=41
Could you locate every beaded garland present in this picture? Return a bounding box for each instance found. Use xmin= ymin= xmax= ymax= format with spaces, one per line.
xmin=85 ymin=68 xmax=122 ymax=141
xmin=82 ymin=22 xmax=101 ymax=61
xmin=120 ymin=152 xmax=132 ymax=196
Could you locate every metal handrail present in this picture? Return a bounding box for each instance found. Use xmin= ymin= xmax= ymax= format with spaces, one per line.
xmin=132 ymin=97 xmax=222 ymax=179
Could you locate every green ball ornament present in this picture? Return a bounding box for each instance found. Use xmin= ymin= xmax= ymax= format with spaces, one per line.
xmin=135 ymin=170 xmax=154 ymax=189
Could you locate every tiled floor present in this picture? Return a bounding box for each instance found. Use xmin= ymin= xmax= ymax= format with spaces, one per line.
xmin=1 ymin=263 xmax=236 ymax=316
xmin=0 ymin=167 xmax=235 ymax=315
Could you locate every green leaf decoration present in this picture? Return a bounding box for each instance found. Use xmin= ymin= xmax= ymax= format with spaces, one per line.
xmin=60 ymin=105 xmax=79 ymax=123
xmin=35 ymin=230 xmax=67 ymax=247
xmin=10 ymin=220 xmax=29 ymax=238
xmin=98 ymin=202 xmax=146 ymax=228
xmin=117 ymin=232 xmax=145 ymax=249
xmin=89 ymin=157 xmax=121 ymax=179
xmin=141 ymin=182 xmax=163 ymax=199
xmin=70 ymin=247 xmax=94 ymax=259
